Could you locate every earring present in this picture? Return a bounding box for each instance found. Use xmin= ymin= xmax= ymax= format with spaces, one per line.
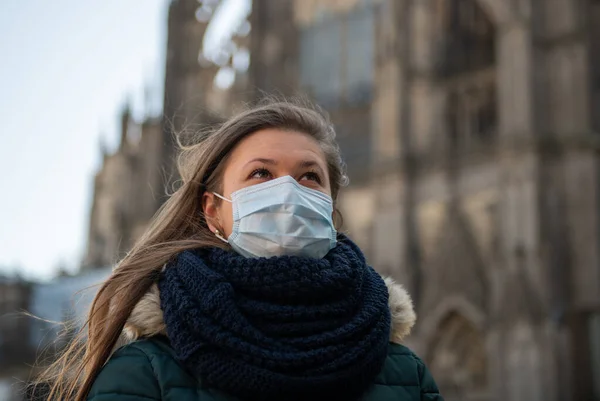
xmin=214 ymin=229 xmax=228 ymax=243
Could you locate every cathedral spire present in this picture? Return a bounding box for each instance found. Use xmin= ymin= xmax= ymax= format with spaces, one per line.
xmin=119 ymin=102 xmax=132 ymax=150
xmin=99 ymin=133 xmax=109 ymax=161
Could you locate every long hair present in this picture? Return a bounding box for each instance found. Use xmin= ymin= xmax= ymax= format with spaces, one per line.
xmin=36 ymin=99 xmax=348 ymax=400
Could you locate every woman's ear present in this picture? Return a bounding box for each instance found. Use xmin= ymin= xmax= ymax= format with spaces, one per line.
xmin=333 ymin=207 xmax=344 ymax=230
xmin=202 ymin=192 xmax=220 ymax=233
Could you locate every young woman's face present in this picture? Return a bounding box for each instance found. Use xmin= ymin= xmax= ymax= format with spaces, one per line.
xmin=203 ymin=128 xmax=331 ymax=238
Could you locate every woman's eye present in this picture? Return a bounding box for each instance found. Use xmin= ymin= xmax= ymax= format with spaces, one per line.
xmin=249 ymin=168 xmax=272 ymax=180
xmin=300 ymin=172 xmax=321 ymax=183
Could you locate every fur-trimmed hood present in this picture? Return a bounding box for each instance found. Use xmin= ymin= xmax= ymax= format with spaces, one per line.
xmin=123 ymin=277 xmax=416 ymax=345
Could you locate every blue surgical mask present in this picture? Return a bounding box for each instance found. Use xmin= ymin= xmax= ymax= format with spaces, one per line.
xmin=213 ymin=175 xmax=337 ymax=259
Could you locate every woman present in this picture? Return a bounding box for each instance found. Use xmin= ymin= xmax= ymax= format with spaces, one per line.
xmin=41 ymin=100 xmax=443 ymax=401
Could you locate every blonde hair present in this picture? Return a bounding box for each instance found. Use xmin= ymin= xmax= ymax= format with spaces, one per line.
xmin=36 ymin=99 xmax=347 ymax=400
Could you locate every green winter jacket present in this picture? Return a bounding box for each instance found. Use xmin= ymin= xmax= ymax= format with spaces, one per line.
xmin=87 ymin=278 xmax=442 ymax=400
xmin=87 ymin=337 xmax=442 ymax=401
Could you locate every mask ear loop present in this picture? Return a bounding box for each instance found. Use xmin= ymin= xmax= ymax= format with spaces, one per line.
xmin=214 ymin=229 xmax=229 ymax=243
xmin=212 ymin=192 xmax=232 ymax=203
xmin=211 ymin=192 xmax=232 ymax=243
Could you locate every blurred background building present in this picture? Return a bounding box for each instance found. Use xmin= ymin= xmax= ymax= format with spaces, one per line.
xmin=1 ymin=0 xmax=599 ymax=400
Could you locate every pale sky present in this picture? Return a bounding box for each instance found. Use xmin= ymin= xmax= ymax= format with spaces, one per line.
xmin=0 ymin=0 xmax=169 ymax=280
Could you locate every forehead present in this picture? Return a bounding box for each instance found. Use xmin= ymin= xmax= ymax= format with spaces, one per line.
xmin=227 ymin=128 xmax=327 ymax=165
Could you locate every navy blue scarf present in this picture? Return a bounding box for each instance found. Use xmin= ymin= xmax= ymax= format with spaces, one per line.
xmin=159 ymin=236 xmax=391 ymax=401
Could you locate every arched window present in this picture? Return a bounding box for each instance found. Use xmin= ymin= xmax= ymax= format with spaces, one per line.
xmin=591 ymin=0 xmax=600 ymax=132
xmin=435 ymin=0 xmax=497 ymax=148
xmin=299 ymin=4 xmax=375 ymax=108
xmin=436 ymin=0 xmax=495 ymax=77
xmin=427 ymin=312 xmax=489 ymax=400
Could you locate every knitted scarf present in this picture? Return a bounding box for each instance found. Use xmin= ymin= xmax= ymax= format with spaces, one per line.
xmin=158 ymin=236 xmax=391 ymax=401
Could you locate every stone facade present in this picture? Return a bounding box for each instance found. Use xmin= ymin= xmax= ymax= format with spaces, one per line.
xmin=248 ymin=0 xmax=600 ymax=400
xmin=82 ymin=0 xmax=600 ymax=399
xmin=84 ymin=0 xmax=251 ymax=268
xmin=84 ymin=108 xmax=163 ymax=268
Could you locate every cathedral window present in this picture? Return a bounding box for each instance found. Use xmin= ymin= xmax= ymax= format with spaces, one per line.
xmin=300 ymin=5 xmax=374 ymax=108
xmin=435 ymin=0 xmax=497 ymax=148
xmin=300 ymin=17 xmax=343 ymax=108
xmin=428 ymin=312 xmax=489 ymax=399
xmin=590 ymin=0 xmax=600 ymax=132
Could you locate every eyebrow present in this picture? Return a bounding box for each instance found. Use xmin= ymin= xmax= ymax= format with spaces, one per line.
xmin=245 ymin=158 xmax=278 ymax=166
xmin=245 ymin=158 xmax=325 ymax=172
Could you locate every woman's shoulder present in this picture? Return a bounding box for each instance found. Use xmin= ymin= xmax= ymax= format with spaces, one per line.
xmin=362 ymin=343 xmax=442 ymax=400
xmin=378 ymin=343 xmax=423 ymax=385
xmin=112 ymin=336 xmax=194 ymax=380
xmin=105 ymin=336 xmax=180 ymax=372
xmin=87 ymin=337 xmax=197 ymax=400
